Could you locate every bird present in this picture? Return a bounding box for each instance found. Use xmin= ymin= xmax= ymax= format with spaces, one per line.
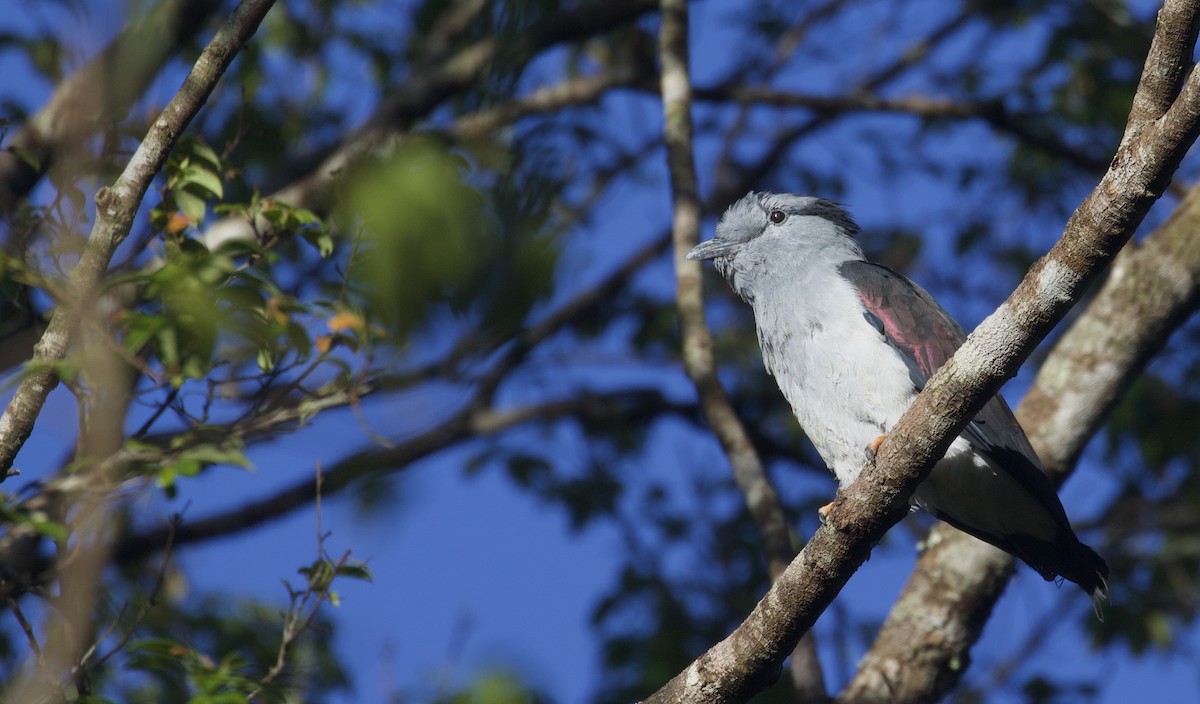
xmin=687 ymin=192 xmax=1108 ymax=597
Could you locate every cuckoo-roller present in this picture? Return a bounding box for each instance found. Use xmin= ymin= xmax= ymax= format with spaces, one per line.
xmin=688 ymin=192 xmax=1108 ymax=597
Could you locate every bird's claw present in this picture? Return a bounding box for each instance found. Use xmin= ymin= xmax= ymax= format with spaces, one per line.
xmin=818 ymin=501 xmax=834 ymax=524
xmin=868 ymin=433 xmax=888 ymax=455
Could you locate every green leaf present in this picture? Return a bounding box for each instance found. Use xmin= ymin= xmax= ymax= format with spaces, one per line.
xmin=182 ymin=163 xmax=224 ymax=199
xmin=256 ymin=346 xmax=275 ymax=372
xmin=176 ymin=443 xmax=253 ymax=470
xmin=0 ymin=502 xmax=67 ymax=541
xmin=10 ymin=145 xmax=41 ymax=171
xmin=285 ymin=321 xmax=312 ymax=358
xmin=335 ymin=559 xmax=373 ymax=582
xmin=218 ymin=284 xmax=267 ymax=311
xmin=300 ymin=559 xmax=336 ymax=591
xmin=188 ymin=139 xmax=222 ymax=171
xmin=174 ymin=188 xmax=208 ymax=223
xmin=126 ymin=638 xmax=190 ymax=675
xmin=302 ymin=228 xmax=335 ymax=257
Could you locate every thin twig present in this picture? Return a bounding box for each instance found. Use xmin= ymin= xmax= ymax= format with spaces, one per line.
xmin=81 ymin=514 xmax=179 ymax=672
xmin=6 ymin=594 xmax=46 ymax=664
xmin=248 ymin=464 xmax=349 ymax=701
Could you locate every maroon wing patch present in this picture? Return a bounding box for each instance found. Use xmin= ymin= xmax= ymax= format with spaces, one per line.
xmin=838 ymin=260 xmax=964 ymax=388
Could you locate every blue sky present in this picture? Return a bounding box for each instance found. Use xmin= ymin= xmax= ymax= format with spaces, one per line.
xmin=2 ymin=1 xmax=1199 ymax=702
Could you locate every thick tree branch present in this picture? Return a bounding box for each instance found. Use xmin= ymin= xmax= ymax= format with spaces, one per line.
xmin=646 ymin=4 xmax=1200 ymax=701
xmin=0 ymin=0 xmax=276 ymax=481
xmin=1124 ymin=0 xmax=1200 ymax=142
xmin=840 ymin=164 xmax=1200 ymax=704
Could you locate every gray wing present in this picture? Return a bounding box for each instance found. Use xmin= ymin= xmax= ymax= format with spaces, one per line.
xmin=837 ymin=261 xmax=1058 ymax=500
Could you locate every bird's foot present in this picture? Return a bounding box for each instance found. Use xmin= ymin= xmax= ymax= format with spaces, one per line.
xmin=868 ymin=433 xmax=888 ymax=455
xmin=818 ymin=501 xmax=834 ymax=524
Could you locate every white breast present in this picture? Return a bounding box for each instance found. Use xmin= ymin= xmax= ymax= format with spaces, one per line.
xmin=753 ymin=274 xmax=917 ymax=485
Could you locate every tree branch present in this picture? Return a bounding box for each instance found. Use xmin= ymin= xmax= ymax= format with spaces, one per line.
xmin=115 ymin=388 xmax=689 ymax=563
xmin=686 ymin=84 xmax=1108 ymax=172
xmin=0 ymin=0 xmax=277 ymax=481
xmin=712 ymin=9 xmax=973 ymax=198
xmin=646 ymin=3 xmax=1200 ymax=700
xmin=840 ymin=147 xmax=1200 ymax=704
xmin=444 ymin=66 xmax=645 ymax=143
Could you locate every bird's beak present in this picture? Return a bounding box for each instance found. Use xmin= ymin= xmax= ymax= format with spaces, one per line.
xmin=687 ymin=238 xmax=736 ymax=261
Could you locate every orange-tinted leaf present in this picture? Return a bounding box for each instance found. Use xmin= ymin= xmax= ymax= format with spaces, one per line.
xmin=265 ymin=296 xmax=290 ymax=324
xmin=328 ymin=311 xmax=365 ymax=333
xmin=166 ymin=212 xmax=191 ymax=234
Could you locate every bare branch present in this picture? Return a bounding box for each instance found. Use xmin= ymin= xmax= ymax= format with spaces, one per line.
xmin=115 ymin=388 xmax=689 ymax=563
xmin=841 ymin=159 xmax=1200 ymax=704
xmin=713 ymin=9 xmax=973 ymax=198
xmin=689 ymin=84 xmax=1108 ymax=172
xmin=81 ymin=515 xmax=179 ymax=672
xmin=0 ymin=0 xmax=277 ymax=481
xmin=445 ymin=66 xmax=645 ymax=142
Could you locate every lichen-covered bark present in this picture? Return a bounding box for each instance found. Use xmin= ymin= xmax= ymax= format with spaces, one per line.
xmin=841 ymin=173 xmax=1200 ymax=704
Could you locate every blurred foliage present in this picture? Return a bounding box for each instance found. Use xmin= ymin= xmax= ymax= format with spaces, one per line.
xmin=0 ymin=0 xmax=1196 ymax=702
xmin=428 ymin=670 xmax=552 ymax=704
xmin=1092 ymin=374 xmax=1200 ymax=652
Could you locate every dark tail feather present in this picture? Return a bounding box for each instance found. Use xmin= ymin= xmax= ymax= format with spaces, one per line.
xmin=935 ymin=514 xmax=1109 ymax=599
xmin=1008 ymin=534 xmax=1109 ymax=597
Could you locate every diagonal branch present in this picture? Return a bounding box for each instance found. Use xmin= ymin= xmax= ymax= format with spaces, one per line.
xmin=0 ymin=0 xmax=277 ymax=481
xmin=444 ymin=65 xmax=646 ymax=142
xmin=840 ymin=159 xmax=1200 ymax=704
xmin=114 ymin=387 xmax=689 ymax=563
xmin=646 ymin=3 xmax=1200 ymax=701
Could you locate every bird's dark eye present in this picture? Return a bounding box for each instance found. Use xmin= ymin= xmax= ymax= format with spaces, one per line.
xmin=769 ymin=209 xmax=787 ymax=224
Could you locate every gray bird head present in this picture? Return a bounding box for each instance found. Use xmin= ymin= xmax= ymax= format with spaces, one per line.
xmin=687 ymin=192 xmax=863 ymax=303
